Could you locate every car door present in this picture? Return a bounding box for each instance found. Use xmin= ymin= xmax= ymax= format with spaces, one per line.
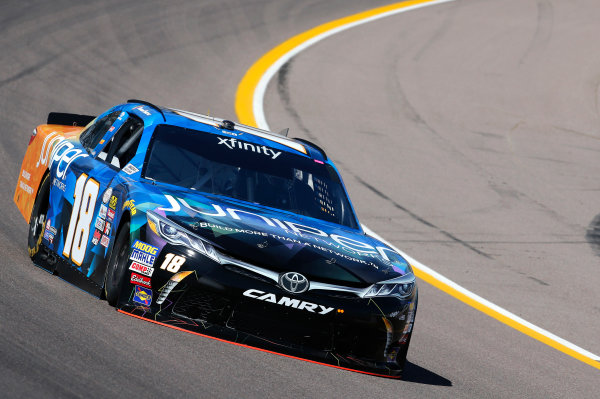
xmin=45 ymin=110 xmax=144 ymax=283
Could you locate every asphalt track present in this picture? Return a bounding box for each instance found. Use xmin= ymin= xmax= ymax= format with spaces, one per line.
xmin=1 ymin=0 xmax=599 ymax=397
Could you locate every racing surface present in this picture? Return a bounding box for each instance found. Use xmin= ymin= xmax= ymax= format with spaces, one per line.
xmin=1 ymin=0 xmax=599 ymax=397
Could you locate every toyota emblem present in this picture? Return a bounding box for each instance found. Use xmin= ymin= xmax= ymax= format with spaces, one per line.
xmin=279 ymin=272 xmax=309 ymax=294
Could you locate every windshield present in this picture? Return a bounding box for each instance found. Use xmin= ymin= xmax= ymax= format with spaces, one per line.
xmin=144 ymin=125 xmax=358 ymax=229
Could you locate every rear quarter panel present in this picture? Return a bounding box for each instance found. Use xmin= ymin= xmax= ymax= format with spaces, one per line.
xmin=14 ymin=124 xmax=85 ymax=222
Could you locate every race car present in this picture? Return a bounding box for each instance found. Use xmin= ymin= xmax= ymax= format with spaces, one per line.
xmin=14 ymin=100 xmax=417 ymax=377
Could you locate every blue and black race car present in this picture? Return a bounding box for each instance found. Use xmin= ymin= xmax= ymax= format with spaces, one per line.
xmin=14 ymin=100 xmax=417 ymax=378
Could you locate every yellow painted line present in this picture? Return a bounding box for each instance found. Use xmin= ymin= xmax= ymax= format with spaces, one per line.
xmin=237 ymin=0 xmax=456 ymax=129
xmin=235 ymin=0 xmax=600 ymax=370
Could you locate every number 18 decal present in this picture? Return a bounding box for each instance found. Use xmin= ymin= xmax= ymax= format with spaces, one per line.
xmin=160 ymin=253 xmax=186 ymax=273
xmin=63 ymin=174 xmax=100 ymax=265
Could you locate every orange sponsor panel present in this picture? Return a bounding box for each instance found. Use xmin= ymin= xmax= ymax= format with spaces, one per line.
xmin=14 ymin=124 xmax=84 ymax=221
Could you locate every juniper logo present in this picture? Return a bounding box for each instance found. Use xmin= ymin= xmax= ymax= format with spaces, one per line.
xmin=217 ymin=137 xmax=282 ymax=159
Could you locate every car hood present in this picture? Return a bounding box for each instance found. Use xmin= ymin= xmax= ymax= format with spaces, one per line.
xmin=149 ymin=188 xmax=411 ymax=285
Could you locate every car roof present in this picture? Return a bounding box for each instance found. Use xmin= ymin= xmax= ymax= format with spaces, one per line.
xmin=122 ymin=101 xmax=328 ymax=163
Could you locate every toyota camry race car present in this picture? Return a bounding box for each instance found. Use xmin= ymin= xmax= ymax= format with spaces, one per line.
xmin=14 ymin=100 xmax=417 ymax=377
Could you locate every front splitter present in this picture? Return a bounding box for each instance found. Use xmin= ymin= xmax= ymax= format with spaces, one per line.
xmin=117 ymin=305 xmax=403 ymax=379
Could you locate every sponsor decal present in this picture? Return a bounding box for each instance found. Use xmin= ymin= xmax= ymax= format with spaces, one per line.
xmin=45 ymin=219 xmax=57 ymax=235
xmin=92 ymin=229 xmax=101 ymax=245
xmin=129 ymin=261 xmax=154 ymax=277
xmin=217 ymin=137 xmax=282 ymax=160
xmin=130 ymin=272 xmax=151 ymax=288
xmin=117 ymin=111 xmax=126 ymax=121
xmin=122 ymin=199 xmax=137 ymax=215
xmin=36 ymin=133 xmax=89 ymax=179
xmin=109 ymin=195 xmax=118 ymax=210
xmin=19 ymin=181 xmax=33 ymax=195
xmin=129 ymin=240 xmax=158 ymax=267
xmin=122 ymin=163 xmax=139 ymax=175
xmin=243 ymin=289 xmax=334 ymax=315
xmin=21 ymin=169 xmax=31 ymax=181
xmin=159 ymin=195 xmax=405 ymax=265
xmin=132 ymin=240 xmax=158 ymax=255
xmin=43 ymin=229 xmax=54 ymax=244
xmin=108 ymin=126 xmax=115 ymax=132
xmin=133 ymin=285 xmax=152 ymax=306
xmin=100 ymin=234 xmax=110 ymax=248
xmin=99 ymin=204 xmax=107 ymax=219
xmin=94 ymin=217 xmax=105 ymax=231
xmin=130 ymin=250 xmax=156 ymax=267
xmin=133 ymin=106 xmax=151 ymax=116
xmin=52 ymin=177 xmax=66 ymax=192
xmin=106 ymin=208 xmax=115 ymax=222
xmin=102 ymin=187 xmax=112 ymax=204
xmin=104 ymin=222 xmax=111 ymax=235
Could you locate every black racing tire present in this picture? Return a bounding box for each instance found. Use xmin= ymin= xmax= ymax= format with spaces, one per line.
xmin=27 ymin=173 xmax=51 ymax=259
xmin=104 ymin=222 xmax=130 ymax=307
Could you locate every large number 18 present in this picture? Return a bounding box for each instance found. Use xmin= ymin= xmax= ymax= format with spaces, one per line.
xmin=63 ymin=174 xmax=99 ymax=265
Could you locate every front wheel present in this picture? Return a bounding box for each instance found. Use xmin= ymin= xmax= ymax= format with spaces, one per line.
xmin=104 ymin=222 xmax=130 ymax=307
xmin=27 ymin=174 xmax=51 ymax=259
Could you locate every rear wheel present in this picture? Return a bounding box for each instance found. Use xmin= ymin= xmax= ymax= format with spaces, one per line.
xmin=104 ymin=222 xmax=130 ymax=306
xmin=27 ymin=174 xmax=51 ymax=259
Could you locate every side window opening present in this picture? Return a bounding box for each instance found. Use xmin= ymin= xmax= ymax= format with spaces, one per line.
xmin=79 ymin=112 xmax=120 ymax=152
xmin=97 ymin=115 xmax=143 ymax=169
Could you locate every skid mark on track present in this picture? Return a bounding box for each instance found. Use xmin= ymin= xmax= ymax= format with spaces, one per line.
xmin=586 ymin=213 xmax=600 ymax=256
xmin=412 ymin=1 xmax=458 ymax=61
xmin=0 ymin=56 xmax=55 ymax=88
xmin=351 ymin=173 xmax=493 ymax=259
xmin=519 ymin=0 xmax=554 ymax=66
xmin=276 ymin=60 xmax=314 ymax=138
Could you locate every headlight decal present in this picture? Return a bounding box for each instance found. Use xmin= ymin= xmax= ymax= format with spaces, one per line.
xmin=147 ymin=210 xmax=221 ymax=263
xmin=362 ymin=274 xmax=415 ymax=299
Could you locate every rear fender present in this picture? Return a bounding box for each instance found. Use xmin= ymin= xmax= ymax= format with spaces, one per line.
xmin=14 ymin=124 xmax=86 ymax=221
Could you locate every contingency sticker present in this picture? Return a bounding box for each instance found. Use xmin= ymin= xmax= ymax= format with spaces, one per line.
xmin=130 ymin=273 xmax=151 ymax=288
xmin=132 ymin=285 xmax=152 ymax=306
xmin=129 ymin=262 xmax=154 ymax=277
xmin=129 ymin=240 xmax=158 ymax=267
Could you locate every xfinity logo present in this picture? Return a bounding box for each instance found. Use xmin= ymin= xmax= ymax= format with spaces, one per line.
xmin=243 ymin=289 xmax=334 ymax=315
xmin=217 ymin=137 xmax=282 ymax=159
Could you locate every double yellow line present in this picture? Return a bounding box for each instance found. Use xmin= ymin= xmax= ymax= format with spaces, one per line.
xmin=235 ymin=0 xmax=600 ymax=371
